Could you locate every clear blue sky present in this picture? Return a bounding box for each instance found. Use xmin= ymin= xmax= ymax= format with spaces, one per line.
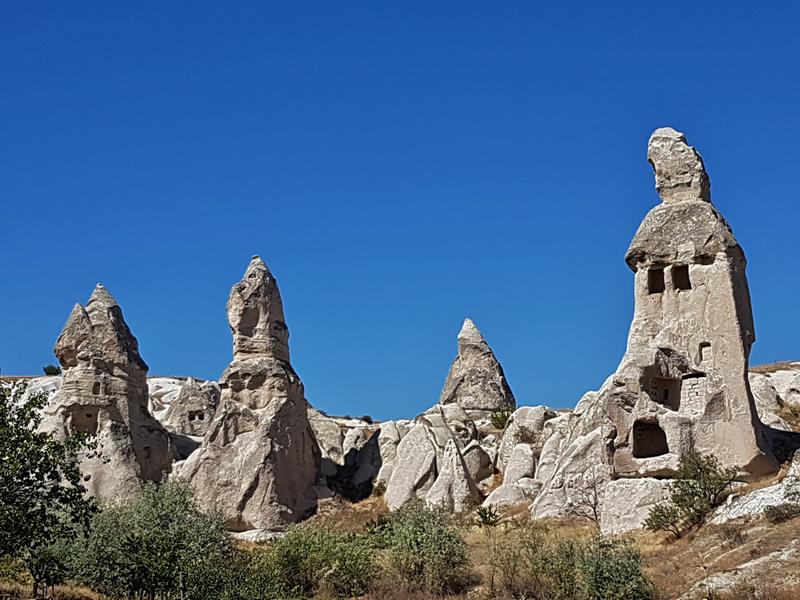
xmin=2 ymin=3 xmax=799 ymax=419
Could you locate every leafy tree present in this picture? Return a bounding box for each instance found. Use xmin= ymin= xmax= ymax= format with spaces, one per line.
xmin=43 ymin=365 xmax=62 ymax=376
xmin=0 ymin=382 xmax=96 ymax=597
xmin=645 ymin=452 xmax=739 ymax=538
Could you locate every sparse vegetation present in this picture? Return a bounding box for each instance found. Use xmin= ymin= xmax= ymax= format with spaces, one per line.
xmin=492 ymin=522 xmax=654 ymax=600
xmin=490 ymin=409 xmax=512 ymax=430
xmin=370 ymin=505 xmax=469 ymax=594
xmin=645 ymin=452 xmax=739 ymax=538
xmin=764 ymin=502 xmax=800 ymax=523
xmin=43 ymin=365 xmax=62 ymax=376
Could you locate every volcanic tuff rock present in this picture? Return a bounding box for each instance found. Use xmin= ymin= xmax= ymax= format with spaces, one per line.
xmin=162 ymin=377 xmax=219 ymax=437
xmin=45 ymin=284 xmax=174 ymax=499
xmin=439 ymin=319 xmax=516 ymax=411
xmin=519 ymin=127 xmax=781 ymax=532
xmin=181 ymin=257 xmax=319 ymax=531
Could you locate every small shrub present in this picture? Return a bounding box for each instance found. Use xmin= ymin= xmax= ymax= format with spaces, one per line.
xmin=764 ymin=502 xmax=800 ymax=523
xmin=578 ymin=537 xmax=654 ymax=600
xmin=490 ymin=409 xmax=512 ymax=430
xmin=257 ymin=525 xmax=376 ymax=598
xmin=371 ymin=505 xmax=469 ymax=594
xmin=476 ymin=505 xmax=500 ymax=528
xmin=494 ymin=527 xmax=653 ymax=600
xmin=719 ymin=524 xmax=747 ymax=546
xmin=43 ymin=365 xmax=62 ymax=376
xmin=645 ymin=452 xmax=739 ymax=538
xmin=371 ymin=480 xmax=387 ymax=497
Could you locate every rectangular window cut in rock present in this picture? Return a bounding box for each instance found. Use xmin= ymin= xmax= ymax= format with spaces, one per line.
xmin=672 ymin=264 xmax=691 ymax=290
xmin=647 ymin=268 xmax=665 ymax=294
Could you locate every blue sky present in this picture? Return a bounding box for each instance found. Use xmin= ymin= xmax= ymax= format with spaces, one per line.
xmin=2 ymin=2 xmax=799 ymax=419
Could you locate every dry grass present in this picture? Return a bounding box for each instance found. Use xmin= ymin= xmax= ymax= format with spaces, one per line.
xmin=0 ymin=582 xmax=101 ymax=600
xmin=304 ymin=493 xmax=389 ymax=532
xmin=637 ymin=516 xmax=800 ymax=599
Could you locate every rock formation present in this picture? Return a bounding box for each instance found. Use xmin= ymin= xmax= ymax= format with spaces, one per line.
xmin=46 ymin=284 xmax=174 ymax=499
xmin=439 ymin=319 xmax=516 ymax=412
xmin=501 ymin=127 xmax=779 ymax=533
xmin=162 ymin=377 xmax=219 ymax=437
xmin=181 ymin=257 xmax=319 ymax=531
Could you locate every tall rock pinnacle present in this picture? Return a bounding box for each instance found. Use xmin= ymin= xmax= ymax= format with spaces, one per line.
xmin=50 ymin=284 xmax=173 ymax=499
xmin=439 ymin=318 xmax=516 ymax=411
xmin=182 ymin=257 xmax=319 ymax=532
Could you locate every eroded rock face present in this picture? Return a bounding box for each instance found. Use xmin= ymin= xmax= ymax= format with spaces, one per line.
xmin=46 ymin=285 xmax=174 ymax=499
xmin=181 ymin=257 xmax=319 ymax=531
xmin=439 ymin=319 xmax=516 ymax=411
xmin=162 ymin=378 xmax=219 ymax=437
xmin=526 ymin=128 xmax=778 ymax=532
xmin=425 ymin=439 xmax=482 ymax=512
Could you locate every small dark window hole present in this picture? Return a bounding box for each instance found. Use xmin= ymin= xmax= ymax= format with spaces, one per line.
xmin=648 ymin=268 xmax=665 ymax=294
xmin=673 ymin=265 xmax=691 ymax=290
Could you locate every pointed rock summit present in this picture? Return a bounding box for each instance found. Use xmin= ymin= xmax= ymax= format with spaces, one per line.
xmin=228 ymin=256 xmax=290 ymax=362
xmin=182 ymin=257 xmax=319 ymax=532
xmin=439 ymin=318 xmax=515 ymax=411
xmin=647 ymin=127 xmax=710 ymax=204
xmin=49 ymin=284 xmax=173 ymax=499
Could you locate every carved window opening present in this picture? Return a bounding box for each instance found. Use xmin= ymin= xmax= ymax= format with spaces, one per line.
xmin=188 ymin=410 xmax=205 ymax=422
xmin=700 ymin=342 xmax=712 ymax=363
xmin=69 ymin=407 xmax=98 ymax=434
xmin=673 ymin=265 xmax=691 ymax=290
xmin=92 ymin=382 xmax=101 ymax=395
xmin=632 ymin=421 xmax=669 ymax=458
xmin=648 ymin=268 xmax=665 ymax=294
xmin=649 ymin=376 xmax=681 ymax=411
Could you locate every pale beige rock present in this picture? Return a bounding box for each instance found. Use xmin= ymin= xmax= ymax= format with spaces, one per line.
xmin=497 ymin=405 xmax=557 ymax=472
xmin=384 ymin=422 xmax=438 ymax=510
xmin=504 ymin=443 xmax=536 ymax=484
xmin=181 ymin=257 xmax=318 ymax=531
xmin=712 ymin=450 xmax=800 ymax=524
xmin=46 ymin=285 xmax=174 ymax=499
xmin=162 ymin=378 xmax=219 ymax=437
xmin=439 ymin=319 xmax=515 ymax=411
xmin=530 ymin=128 xmax=779 ymax=525
xmin=600 ymin=478 xmax=671 ymax=535
xmin=425 ymin=439 xmax=482 ymax=512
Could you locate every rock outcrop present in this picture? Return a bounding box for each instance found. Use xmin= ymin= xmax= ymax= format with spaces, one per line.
xmin=46 ymin=284 xmax=174 ymax=499
xmin=439 ymin=319 xmax=516 ymax=412
xmin=522 ymin=128 xmax=779 ymax=532
xmin=181 ymin=257 xmax=319 ymax=531
xmin=162 ymin=377 xmax=219 ymax=437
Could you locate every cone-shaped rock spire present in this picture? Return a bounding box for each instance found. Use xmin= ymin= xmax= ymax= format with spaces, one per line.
xmin=227 ymin=256 xmax=290 ymax=362
xmin=439 ymin=318 xmax=515 ymax=411
xmin=49 ymin=284 xmax=173 ymax=499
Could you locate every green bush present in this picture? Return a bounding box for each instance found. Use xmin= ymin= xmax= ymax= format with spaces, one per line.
xmin=491 ymin=409 xmax=512 ymax=430
xmin=42 ymin=364 xmax=62 ymax=376
xmin=371 ymin=505 xmax=469 ymax=594
xmin=764 ymin=502 xmax=800 ymax=523
xmin=74 ymin=480 xmax=232 ymax=600
xmin=254 ymin=525 xmax=376 ymax=598
xmin=645 ymin=452 xmax=739 ymax=538
xmin=578 ymin=537 xmax=654 ymax=600
xmin=493 ymin=524 xmax=654 ymax=600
